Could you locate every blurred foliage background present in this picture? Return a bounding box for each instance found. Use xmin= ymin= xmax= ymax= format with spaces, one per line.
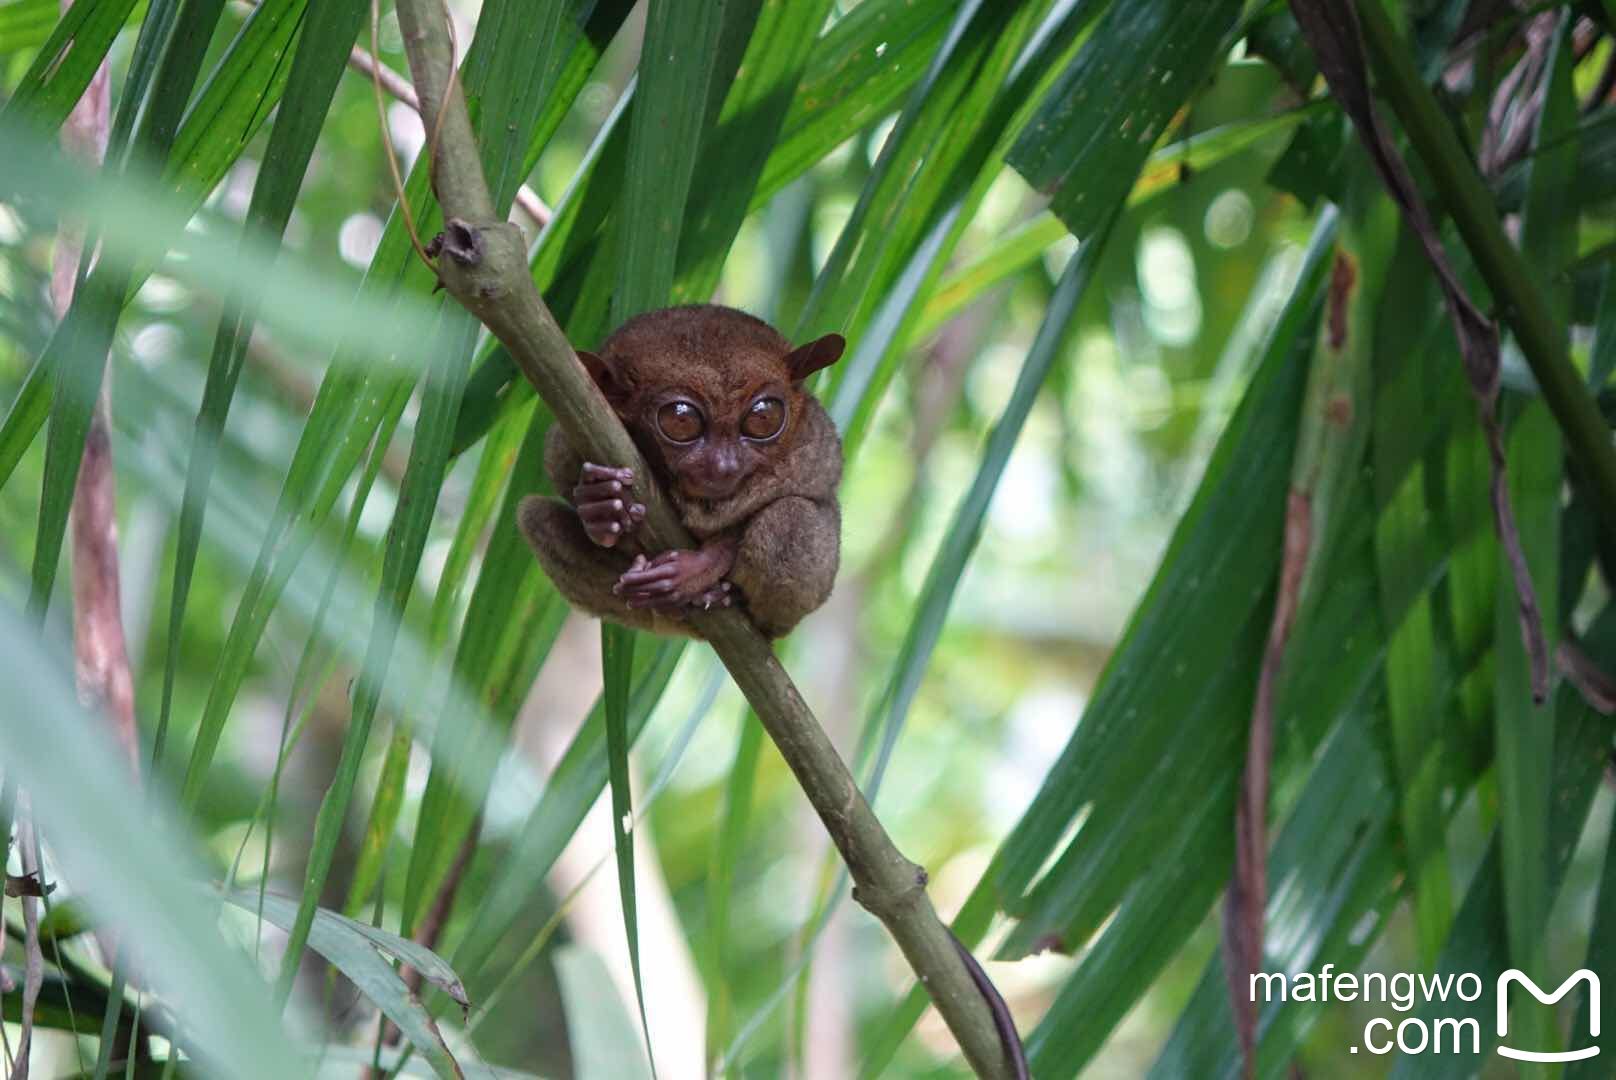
xmin=2 ymin=0 xmax=1616 ymax=1077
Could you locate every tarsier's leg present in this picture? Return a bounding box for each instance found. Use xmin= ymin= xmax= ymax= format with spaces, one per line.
xmin=728 ymin=496 xmax=840 ymax=638
xmin=516 ymin=495 xmax=696 ymax=637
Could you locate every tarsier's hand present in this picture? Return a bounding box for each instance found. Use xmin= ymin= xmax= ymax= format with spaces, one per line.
xmin=614 ymin=549 xmax=734 ymax=611
xmin=572 ymin=462 xmax=645 ymax=548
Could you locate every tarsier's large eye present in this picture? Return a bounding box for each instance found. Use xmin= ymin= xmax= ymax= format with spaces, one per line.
xmin=741 ymin=397 xmax=786 ymax=440
xmin=657 ymin=400 xmax=705 ymax=443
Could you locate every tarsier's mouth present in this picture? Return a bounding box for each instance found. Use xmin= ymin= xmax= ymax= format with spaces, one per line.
xmin=684 ymin=486 xmax=738 ymax=504
xmin=681 ymin=476 xmax=746 ymax=501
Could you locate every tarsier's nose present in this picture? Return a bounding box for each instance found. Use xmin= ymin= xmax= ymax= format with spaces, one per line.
xmin=695 ymin=447 xmax=745 ymax=498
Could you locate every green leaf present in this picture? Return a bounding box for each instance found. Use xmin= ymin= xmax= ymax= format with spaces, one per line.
xmin=452 ymin=0 xmax=952 ymax=448
xmin=1384 ymin=629 xmax=1613 ymax=1080
xmin=1371 ymin=222 xmax=1453 ymax=966
xmin=752 ymin=0 xmax=956 ymax=205
xmin=176 ymin=0 xmax=579 ymax=828
xmin=818 ymin=0 xmax=1086 ymax=456
xmin=916 ymin=99 xmax=1326 ymax=340
xmin=612 ymin=0 xmax=754 ymax=321
xmin=1590 ymin=264 xmax=1616 ymax=390
xmin=555 ymin=945 xmax=655 ymax=1080
xmin=401 ymin=402 xmax=565 ymax=932
xmin=672 ymin=0 xmax=836 ymax=303
xmin=451 ymin=641 xmax=685 ymax=981
xmin=704 ymin=714 xmax=763 ymax=1068
xmin=198 ymin=0 xmax=578 ymax=981
xmin=272 ymin=304 xmax=483 ymax=1001
xmin=1148 ymin=715 xmax=1401 ymax=1079
xmin=0 ymin=0 xmax=72 ymax=56
xmin=0 ymin=609 xmax=302 ymax=1080
xmin=989 ymin=212 xmax=1336 ymax=922
xmin=26 ymin=275 xmax=125 ymax=616
xmin=159 ymin=0 xmax=369 ymax=769
xmin=1007 ymin=0 xmax=1242 ymax=241
xmin=163 ymin=0 xmax=310 ymax=210
xmin=861 ymin=216 xmax=1114 ymax=795
xmin=1 ymin=0 xmax=141 ymax=134
xmin=0 ymin=354 xmax=49 ymax=497
xmin=600 ymin=623 xmax=655 ymax=1076
xmin=797 ymin=0 xmax=1050 ymax=345
xmin=28 ymin=0 xmax=226 ymax=619
xmin=1490 ymin=11 xmax=1575 ymax=1062
xmin=227 ymin=891 xmax=469 ymax=1080
xmin=859 ymin=207 xmax=1356 ymax=1080
xmin=457 ymin=0 xmax=568 ymax=217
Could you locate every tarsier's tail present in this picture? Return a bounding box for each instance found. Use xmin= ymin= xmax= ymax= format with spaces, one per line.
xmin=950 ymin=931 xmax=1030 ymax=1080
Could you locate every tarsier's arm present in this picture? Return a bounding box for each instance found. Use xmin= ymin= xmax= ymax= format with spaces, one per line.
xmin=518 ymin=430 xmax=697 ymax=637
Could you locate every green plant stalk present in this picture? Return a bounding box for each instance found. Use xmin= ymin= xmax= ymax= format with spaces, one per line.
xmin=1355 ymin=0 xmax=1616 ymax=528
xmin=390 ymin=3 xmax=1014 ymax=1077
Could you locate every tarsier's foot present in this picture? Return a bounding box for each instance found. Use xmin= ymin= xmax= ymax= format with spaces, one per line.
xmin=614 ymin=550 xmax=731 ymax=610
xmin=573 ymin=462 xmax=645 ymax=548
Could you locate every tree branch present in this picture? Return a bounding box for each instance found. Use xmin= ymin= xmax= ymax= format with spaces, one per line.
xmin=342 ymin=43 xmax=552 ymax=231
xmin=391 ymin=5 xmax=1013 ymax=1076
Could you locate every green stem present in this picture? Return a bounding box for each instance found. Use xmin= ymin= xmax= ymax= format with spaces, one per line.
xmin=390 ymin=3 xmax=1013 ymax=1077
xmin=1356 ymin=0 xmax=1616 ymax=527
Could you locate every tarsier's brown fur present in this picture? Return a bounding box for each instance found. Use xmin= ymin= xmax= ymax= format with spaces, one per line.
xmin=517 ymin=305 xmax=845 ymax=639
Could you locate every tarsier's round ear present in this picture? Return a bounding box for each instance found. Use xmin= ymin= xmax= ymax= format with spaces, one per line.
xmin=785 ymin=333 xmax=846 ymax=383
xmin=578 ymin=349 xmax=631 ymax=403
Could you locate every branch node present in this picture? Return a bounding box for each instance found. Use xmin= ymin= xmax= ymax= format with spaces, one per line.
xmin=850 ymin=859 xmax=929 ymax=922
xmin=440 ymin=217 xmax=484 ymax=266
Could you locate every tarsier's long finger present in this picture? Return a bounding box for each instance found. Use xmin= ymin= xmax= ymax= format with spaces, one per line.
xmin=616 ymin=580 xmax=680 ymax=604
xmin=579 ymin=498 xmax=635 ymax=540
xmin=616 ymin=562 xmax=683 ymax=587
xmin=579 ymin=507 xmax=628 ymax=546
xmin=573 ymin=479 xmax=627 ymax=504
xmin=579 ymin=499 xmax=628 ymax=524
xmin=580 ymin=462 xmax=634 ymax=485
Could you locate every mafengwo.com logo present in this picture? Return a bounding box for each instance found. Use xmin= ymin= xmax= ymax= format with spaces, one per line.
xmin=1250 ymin=966 xmax=1600 ymax=1060
xmin=1497 ymin=969 xmax=1599 ymax=1063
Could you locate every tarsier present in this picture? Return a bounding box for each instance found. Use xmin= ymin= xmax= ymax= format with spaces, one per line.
xmin=518 ymin=304 xmax=846 ymax=639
